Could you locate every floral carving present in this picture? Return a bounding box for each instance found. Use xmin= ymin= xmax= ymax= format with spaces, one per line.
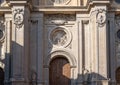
xmin=13 ymin=8 xmax=24 ymax=29
xmin=96 ymin=9 xmax=106 ymax=27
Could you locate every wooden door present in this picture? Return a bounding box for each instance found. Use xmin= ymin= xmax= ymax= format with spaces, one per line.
xmin=49 ymin=57 xmax=71 ymax=85
xmin=0 ymin=67 xmax=4 ymax=85
xmin=116 ymin=67 xmax=120 ymax=84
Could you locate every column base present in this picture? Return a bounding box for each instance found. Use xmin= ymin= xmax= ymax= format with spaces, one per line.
xmin=10 ymin=78 xmax=29 ymax=85
xmin=97 ymin=80 xmax=109 ymax=85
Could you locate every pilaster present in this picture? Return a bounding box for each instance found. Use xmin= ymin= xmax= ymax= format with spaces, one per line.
xmin=30 ymin=13 xmax=44 ymax=85
xmin=107 ymin=13 xmax=116 ymax=85
xmin=10 ymin=1 xmax=30 ymax=85
xmin=4 ymin=13 xmax=12 ymax=85
xmin=90 ymin=6 xmax=109 ymax=85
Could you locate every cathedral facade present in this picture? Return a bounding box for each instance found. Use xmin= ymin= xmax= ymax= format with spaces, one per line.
xmin=0 ymin=0 xmax=120 ymax=85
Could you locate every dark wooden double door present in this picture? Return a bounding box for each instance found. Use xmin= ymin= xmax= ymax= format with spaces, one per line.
xmin=49 ymin=57 xmax=71 ymax=85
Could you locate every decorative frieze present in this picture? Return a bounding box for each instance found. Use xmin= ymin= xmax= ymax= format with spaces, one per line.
xmin=50 ymin=0 xmax=70 ymax=4
xmin=45 ymin=14 xmax=75 ymax=25
xmin=13 ymin=8 xmax=24 ymax=29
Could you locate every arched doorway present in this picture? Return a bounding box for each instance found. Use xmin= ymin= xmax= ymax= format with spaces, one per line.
xmin=0 ymin=67 xmax=4 ymax=85
xmin=116 ymin=67 xmax=120 ymax=84
xmin=49 ymin=56 xmax=71 ymax=85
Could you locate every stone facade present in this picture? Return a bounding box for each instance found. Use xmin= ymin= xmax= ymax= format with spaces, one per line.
xmin=0 ymin=0 xmax=119 ymax=85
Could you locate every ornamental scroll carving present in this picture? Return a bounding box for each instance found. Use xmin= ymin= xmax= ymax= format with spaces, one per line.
xmin=45 ymin=14 xmax=75 ymax=25
xmin=96 ymin=9 xmax=106 ymax=27
xmin=13 ymin=8 xmax=24 ymax=29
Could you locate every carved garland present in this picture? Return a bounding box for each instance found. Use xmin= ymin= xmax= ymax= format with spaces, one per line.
xmin=13 ymin=8 xmax=24 ymax=29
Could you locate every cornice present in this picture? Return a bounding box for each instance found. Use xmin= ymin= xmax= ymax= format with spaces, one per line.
xmin=33 ymin=1 xmax=110 ymax=13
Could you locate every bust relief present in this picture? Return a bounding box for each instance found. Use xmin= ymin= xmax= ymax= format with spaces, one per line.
xmin=49 ymin=27 xmax=72 ymax=47
xmin=51 ymin=29 xmax=67 ymax=46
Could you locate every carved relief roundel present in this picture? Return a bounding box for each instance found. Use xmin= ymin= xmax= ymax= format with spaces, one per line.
xmin=50 ymin=27 xmax=72 ymax=47
xmin=51 ymin=0 xmax=70 ymax=4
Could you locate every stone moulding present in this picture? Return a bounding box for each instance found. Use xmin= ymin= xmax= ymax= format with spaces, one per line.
xmin=44 ymin=48 xmax=77 ymax=68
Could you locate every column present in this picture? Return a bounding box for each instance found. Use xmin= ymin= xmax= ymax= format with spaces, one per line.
xmin=4 ymin=14 xmax=12 ymax=85
xmin=76 ymin=14 xmax=84 ymax=85
xmin=108 ymin=13 xmax=116 ymax=85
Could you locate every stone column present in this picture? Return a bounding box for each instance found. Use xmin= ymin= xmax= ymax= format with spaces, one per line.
xmin=76 ymin=14 xmax=84 ymax=85
xmin=10 ymin=1 xmax=30 ymax=85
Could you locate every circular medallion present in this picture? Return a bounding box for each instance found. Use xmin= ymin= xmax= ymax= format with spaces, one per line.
xmin=50 ymin=27 xmax=72 ymax=47
xmin=51 ymin=0 xmax=70 ymax=4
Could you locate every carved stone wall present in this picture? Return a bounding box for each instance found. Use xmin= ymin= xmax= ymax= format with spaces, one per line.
xmin=115 ymin=15 xmax=120 ymax=67
xmin=38 ymin=0 xmax=88 ymax=6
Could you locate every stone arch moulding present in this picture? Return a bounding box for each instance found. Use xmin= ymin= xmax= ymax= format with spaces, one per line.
xmin=44 ymin=49 xmax=77 ymax=68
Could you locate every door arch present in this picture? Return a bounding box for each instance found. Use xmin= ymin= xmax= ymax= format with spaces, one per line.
xmin=116 ymin=67 xmax=120 ymax=84
xmin=49 ymin=56 xmax=71 ymax=85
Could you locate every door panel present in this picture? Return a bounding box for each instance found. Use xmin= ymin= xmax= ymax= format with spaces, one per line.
xmin=116 ymin=67 xmax=120 ymax=84
xmin=49 ymin=57 xmax=70 ymax=85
